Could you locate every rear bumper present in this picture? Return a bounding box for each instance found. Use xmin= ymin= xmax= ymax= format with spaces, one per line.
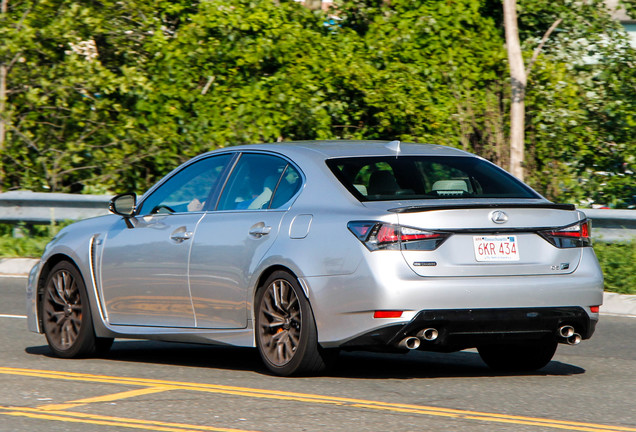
xmin=340 ymin=307 xmax=597 ymax=352
xmin=306 ymin=246 xmax=603 ymax=345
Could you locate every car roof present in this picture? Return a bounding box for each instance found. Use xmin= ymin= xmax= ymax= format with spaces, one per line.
xmin=207 ymin=140 xmax=474 ymax=160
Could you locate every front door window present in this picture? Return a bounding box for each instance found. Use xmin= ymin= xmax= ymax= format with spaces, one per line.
xmin=138 ymin=154 xmax=232 ymax=215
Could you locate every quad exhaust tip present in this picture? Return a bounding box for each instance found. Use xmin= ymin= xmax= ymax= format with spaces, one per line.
xmin=558 ymin=325 xmax=581 ymax=344
xmin=397 ymin=336 xmax=421 ymax=350
xmin=417 ymin=328 xmax=439 ymax=341
xmin=567 ymin=333 xmax=582 ymax=345
xmin=558 ymin=325 xmax=575 ymax=338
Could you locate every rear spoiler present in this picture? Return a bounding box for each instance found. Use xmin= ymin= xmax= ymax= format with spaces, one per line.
xmin=388 ymin=203 xmax=576 ymax=213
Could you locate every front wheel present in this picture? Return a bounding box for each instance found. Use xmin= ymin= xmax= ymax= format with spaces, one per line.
xmin=255 ymin=271 xmax=335 ymax=376
xmin=478 ymin=338 xmax=558 ymax=372
xmin=42 ymin=261 xmax=113 ymax=358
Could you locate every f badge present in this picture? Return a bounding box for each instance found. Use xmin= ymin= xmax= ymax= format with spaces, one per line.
xmin=490 ymin=210 xmax=509 ymax=224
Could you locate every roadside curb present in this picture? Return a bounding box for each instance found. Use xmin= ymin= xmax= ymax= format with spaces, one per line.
xmin=1 ymin=258 xmax=634 ymax=317
xmin=601 ymin=292 xmax=636 ymax=317
xmin=0 ymin=258 xmax=39 ymax=277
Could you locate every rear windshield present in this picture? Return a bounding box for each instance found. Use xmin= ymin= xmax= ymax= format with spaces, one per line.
xmin=326 ymin=156 xmax=540 ymax=201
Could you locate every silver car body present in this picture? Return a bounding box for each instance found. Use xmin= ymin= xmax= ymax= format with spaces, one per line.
xmin=27 ymin=141 xmax=603 ymax=359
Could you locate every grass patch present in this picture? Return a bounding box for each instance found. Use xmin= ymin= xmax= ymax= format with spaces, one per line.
xmin=593 ymin=241 xmax=636 ymax=295
xmin=0 ymin=223 xmax=66 ymax=258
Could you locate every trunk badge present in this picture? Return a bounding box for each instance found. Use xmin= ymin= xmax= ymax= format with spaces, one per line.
xmin=490 ymin=210 xmax=509 ymax=224
xmin=413 ymin=261 xmax=437 ymax=267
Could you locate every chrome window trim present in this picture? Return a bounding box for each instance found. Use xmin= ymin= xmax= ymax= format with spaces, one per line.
xmin=135 ymin=150 xmax=306 ymax=216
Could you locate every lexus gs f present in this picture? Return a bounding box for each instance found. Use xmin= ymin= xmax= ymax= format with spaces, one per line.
xmin=27 ymin=141 xmax=604 ymax=376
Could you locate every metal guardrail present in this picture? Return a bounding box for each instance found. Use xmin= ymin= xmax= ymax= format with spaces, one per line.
xmin=0 ymin=191 xmax=634 ymax=241
xmin=0 ymin=191 xmax=110 ymax=224
xmin=580 ymin=209 xmax=636 ymax=242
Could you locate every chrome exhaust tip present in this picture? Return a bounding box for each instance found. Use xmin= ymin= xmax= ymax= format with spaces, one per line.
xmin=558 ymin=325 xmax=575 ymax=338
xmin=397 ymin=336 xmax=421 ymax=350
xmin=417 ymin=328 xmax=439 ymax=341
xmin=566 ymin=333 xmax=582 ymax=345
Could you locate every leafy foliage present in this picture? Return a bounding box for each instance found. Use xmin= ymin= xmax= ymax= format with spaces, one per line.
xmin=0 ymin=0 xmax=634 ymax=208
xmin=517 ymin=0 xmax=636 ymax=207
xmin=0 ymin=222 xmax=69 ymax=258
xmin=594 ymin=241 xmax=636 ymax=294
xmin=340 ymin=0 xmax=507 ymax=150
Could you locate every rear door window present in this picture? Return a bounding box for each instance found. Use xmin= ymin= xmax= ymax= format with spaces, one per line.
xmin=217 ymin=153 xmax=302 ymax=210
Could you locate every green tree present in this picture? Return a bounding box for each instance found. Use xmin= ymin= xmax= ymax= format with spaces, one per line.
xmin=0 ymin=0 xmax=633 ymax=208
xmin=123 ymin=0 xmax=372 ymax=191
xmin=336 ymin=0 xmax=509 ymax=163
xmin=515 ymin=0 xmax=636 ymax=206
xmin=0 ymin=0 xmax=194 ymax=193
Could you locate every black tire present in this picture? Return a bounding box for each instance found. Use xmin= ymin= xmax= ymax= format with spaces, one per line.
xmin=478 ymin=338 xmax=558 ymax=372
xmin=255 ymin=271 xmax=335 ymax=376
xmin=41 ymin=261 xmax=113 ymax=358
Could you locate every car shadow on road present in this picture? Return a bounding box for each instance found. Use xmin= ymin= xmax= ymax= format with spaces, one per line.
xmin=26 ymin=340 xmax=264 ymax=371
xmin=332 ymin=350 xmax=585 ymax=379
xmin=26 ymin=341 xmax=584 ymax=378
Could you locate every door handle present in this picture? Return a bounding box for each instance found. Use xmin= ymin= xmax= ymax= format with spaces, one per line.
xmin=170 ymin=227 xmax=193 ymax=243
xmin=249 ymin=222 xmax=272 ymax=238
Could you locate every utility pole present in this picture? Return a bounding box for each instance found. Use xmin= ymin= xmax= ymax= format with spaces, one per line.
xmin=0 ymin=0 xmax=8 ymax=189
xmin=305 ymin=0 xmax=323 ymax=11
xmin=0 ymin=64 xmax=6 ymax=181
xmin=503 ymin=0 xmax=526 ymax=181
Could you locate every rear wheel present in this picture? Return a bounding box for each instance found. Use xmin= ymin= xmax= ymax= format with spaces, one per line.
xmin=478 ymin=338 xmax=558 ymax=372
xmin=255 ymin=271 xmax=335 ymax=376
xmin=42 ymin=261 xmax=113 ymax=358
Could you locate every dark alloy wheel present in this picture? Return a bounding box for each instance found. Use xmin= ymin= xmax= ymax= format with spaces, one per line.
xmin=42 ymin=261 xmax=113 ymax=358
xmin=477 ymin=338 xmax=558 ymax=372
xmin=255 ymin=271 xmax=335 ymax=376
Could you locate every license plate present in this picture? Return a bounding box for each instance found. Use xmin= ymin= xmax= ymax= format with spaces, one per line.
xmin=473 ymin=235 xmax=519 ymax=262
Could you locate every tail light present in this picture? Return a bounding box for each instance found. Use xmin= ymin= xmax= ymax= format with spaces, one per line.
xmin=348 ymin=221 xmax=449 ymax=251
xmin=538 ymin=220 xmax=592 ymax=248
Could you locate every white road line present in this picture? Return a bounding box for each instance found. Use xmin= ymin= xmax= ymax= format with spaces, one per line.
xmin=0 ymin=314 xmax=27 ymax=319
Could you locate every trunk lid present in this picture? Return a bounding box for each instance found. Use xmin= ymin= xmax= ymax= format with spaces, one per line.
xmin=387 ymin=203 xmax=585 ymax=277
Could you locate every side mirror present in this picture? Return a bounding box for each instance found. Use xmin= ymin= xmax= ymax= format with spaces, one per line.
xmin=109 ymin=193 xmax=137 ymax=217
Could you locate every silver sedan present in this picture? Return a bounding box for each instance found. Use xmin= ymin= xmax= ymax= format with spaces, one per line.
xmin=26 ymin=141 xmax=604 ymax=376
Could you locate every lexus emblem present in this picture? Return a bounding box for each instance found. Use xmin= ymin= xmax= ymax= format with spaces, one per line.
xmin=490 ymin=210 xmax=509 ymax=224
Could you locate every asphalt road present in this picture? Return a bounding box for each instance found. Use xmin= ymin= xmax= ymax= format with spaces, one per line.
xmin=1 ymin=276 xmax=635 ymax=432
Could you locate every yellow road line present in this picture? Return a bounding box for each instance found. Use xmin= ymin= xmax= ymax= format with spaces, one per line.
xmin=0 ymin=367 xmax=634 ymax=432
xmin=0 ymin=406 xmax=260 ymax=432
xmin=39 ymin=386 xmax=176 ymax=411
xmin=350 ymin=404 xmax=626 ymax=432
